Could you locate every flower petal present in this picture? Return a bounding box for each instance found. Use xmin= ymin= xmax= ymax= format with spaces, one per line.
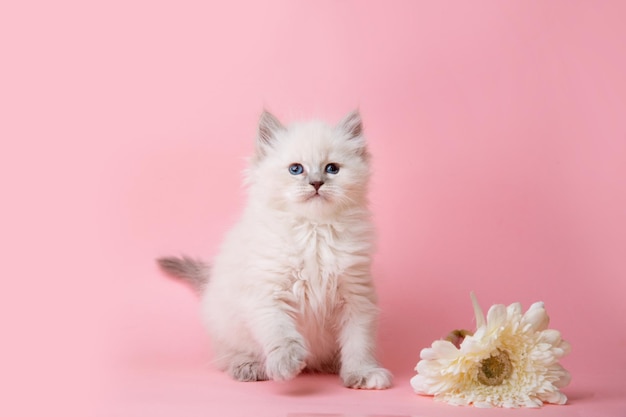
xmin=549 ymin=364 xmax=572 ymax=388
xmin=429 ymin=340 xmax=460 ymax=359
xmin=507 ymin=302 xmax=522 ymax=317
xmin=486 ymin=304 xmax=507 ymax=334
xmin=538 ymin=328 xmax=561 ymax=345
xmin=410 ymin=374 xmax=429 ymax=393
xmin=538 ymin=390 xmax=568 ymax=405
xmin=523 ymin=397 xmax=544 ymax=408
xmin=557 ymin=339 xmax=572 ymax=357
xmin=521 ymin=301 xmax=550 ymax=332
xmin=470 ymin=291 xmax=485 ymax=329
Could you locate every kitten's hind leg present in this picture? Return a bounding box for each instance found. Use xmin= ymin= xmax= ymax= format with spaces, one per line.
xmin=228 ymin=353 xmax=268 ymax=382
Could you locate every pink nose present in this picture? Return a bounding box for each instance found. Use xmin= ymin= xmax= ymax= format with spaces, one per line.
xmin=310 ymin=181 xmax=324 ymax=191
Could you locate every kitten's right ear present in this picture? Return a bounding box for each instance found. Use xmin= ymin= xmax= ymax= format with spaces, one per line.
xmin=256 ymin=110 xmax=285 ymax=157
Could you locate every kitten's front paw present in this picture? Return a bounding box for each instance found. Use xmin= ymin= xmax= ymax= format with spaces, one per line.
xmin=265 ymin=339 xmax=308 ymax=381
xmin=341 ymin=367 xmax=393 ymax=389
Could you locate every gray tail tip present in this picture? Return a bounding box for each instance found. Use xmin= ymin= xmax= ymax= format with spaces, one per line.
xmin=156 ymin=256 xmax=184 ymax=274
xmin=156 ymin=255 xmax=209 ymax=293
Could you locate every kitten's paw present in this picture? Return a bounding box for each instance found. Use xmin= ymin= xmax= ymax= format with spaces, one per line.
xmin=265 ymin=339 xmax=308 ymax=381
xmin=229 ymin=359 xmax=268 ymax=382
xmin=341 ymin=367 xmax=393 ymax=389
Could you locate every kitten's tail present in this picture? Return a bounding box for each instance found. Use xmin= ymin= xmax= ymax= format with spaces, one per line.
xmin=156 ymin=256 xmax=210 ymax=294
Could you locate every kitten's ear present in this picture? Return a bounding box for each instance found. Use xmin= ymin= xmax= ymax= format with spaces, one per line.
xmin=337 ymin=110 xmax=363 ymax=140
xmin=337 ymin=110 xmax=368 ymax=158
xmin=256 ymin=110 xmax=285 ymax=156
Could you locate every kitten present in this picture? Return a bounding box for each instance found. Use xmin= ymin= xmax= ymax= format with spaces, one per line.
xmin=158 ymin=110 xmax=392 ymax=389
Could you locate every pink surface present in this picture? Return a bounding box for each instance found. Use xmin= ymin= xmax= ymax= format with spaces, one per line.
xmin=2 ymin=1 xmax=625 ymax=416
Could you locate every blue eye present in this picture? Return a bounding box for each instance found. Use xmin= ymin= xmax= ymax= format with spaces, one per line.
xmin=325 ymin=163 xmax=340 ymax=174
xmin=289 ymin=163 xmax=304 ymax=175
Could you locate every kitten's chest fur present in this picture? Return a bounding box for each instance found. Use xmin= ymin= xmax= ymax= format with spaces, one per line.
xmin=285 ymin=218 xmax=369 ymax=317
xmin=290 ymin=222 xmax=338 ymax=312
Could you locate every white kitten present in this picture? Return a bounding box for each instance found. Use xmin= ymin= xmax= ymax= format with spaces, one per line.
xmin=158 ymin=110 xmax=392 ymax=389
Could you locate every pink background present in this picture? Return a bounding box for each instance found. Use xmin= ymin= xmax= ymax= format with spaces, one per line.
xmin=2 ymin=1 xmax=625 ymax=416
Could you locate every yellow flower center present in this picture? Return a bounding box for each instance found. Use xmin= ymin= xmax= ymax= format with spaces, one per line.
xmin=477 ymin=349 xmax=513 ymax=386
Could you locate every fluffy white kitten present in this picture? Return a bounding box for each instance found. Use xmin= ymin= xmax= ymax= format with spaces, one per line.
xmin=158 ymin=110 xmax=392 ymax=389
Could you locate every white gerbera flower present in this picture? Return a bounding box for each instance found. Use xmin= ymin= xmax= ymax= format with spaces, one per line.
xmin=411 ymin=293 xmax=571 ymax=408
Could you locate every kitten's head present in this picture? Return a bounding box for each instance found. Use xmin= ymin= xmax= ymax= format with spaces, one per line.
xmin=247 ymin=110 xmax=371 ymax=219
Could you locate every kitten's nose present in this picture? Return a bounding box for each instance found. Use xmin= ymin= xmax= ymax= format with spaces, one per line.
xmin=310 ymin=181 xmax=324 ymax=191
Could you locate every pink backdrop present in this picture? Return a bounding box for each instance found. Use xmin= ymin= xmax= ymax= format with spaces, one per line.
xmin=2 ymin=1 xmax=625 ymax=416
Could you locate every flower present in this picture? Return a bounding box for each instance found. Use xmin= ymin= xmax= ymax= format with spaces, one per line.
xmin=411 ymin=293 xmax=571 ymax=408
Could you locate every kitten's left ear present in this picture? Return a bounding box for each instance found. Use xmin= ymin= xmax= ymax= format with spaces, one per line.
xmin=337 ymin=110 xmax=363 ymax=140
xmin=337 ymin=110 xmax=368 ymax=157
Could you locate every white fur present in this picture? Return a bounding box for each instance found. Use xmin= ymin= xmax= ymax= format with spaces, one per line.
xmin=200 ymin=111 xmax=392 ymax=389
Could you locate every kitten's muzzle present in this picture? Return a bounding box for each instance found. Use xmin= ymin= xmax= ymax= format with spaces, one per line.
xmin=310 ymin=181 xmax=324 ymax=191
